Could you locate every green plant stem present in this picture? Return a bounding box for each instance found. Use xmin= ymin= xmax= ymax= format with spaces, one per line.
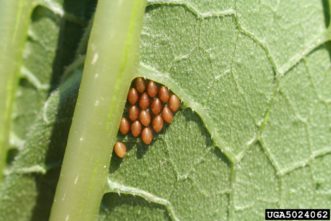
xmin=49 ymin=1 xmax=146 ymax=221
xmin=0 ymin=0 xmax=33 ymax=180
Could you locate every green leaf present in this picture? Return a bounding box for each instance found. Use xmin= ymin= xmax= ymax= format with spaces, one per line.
xmin=0 ymin=0 xmax=330 ymax=221
xmin=0 ymin=0 xmax=93 ymax=220
xmin=0 ymin=0 xmax=33 ymax=181
xmin=0 ymin=71 xmax=81 ymax=221
xmin=9 ymin=0 xmax=92 ymax=154
xmin=103 ymin=0 xmax=331 ymax=220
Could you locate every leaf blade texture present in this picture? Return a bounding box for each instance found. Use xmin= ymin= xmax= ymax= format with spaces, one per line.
xmin=0 ymin=0 xmax=330 ymax=221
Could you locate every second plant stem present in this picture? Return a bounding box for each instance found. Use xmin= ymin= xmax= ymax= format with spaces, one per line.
xmin=0 ymin=0 xmax=33 ymax=180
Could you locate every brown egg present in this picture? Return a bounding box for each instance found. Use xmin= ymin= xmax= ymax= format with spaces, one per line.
xmin=114 ymin=141 xmax=126 ymax=158
xmin=161 ymin=106 xmax=173 ymax=124
xmin=151 ymin=98 xmax=162 ymax=115
xmin=147 ymin=81 xmax=158 ymax=97
xmin=135 ymin=77 xmax=146 ymax=93
xmin=139 ymin=110 xmax=151 ymax=126
xmin=128 ymin=105 xmax=139 ymax=121
xmin=127 ymin=88 xmax=138 ymax=105
xmin=139 ymin=92 xmax=150 ymax=110
xmin=141 ymin=127 xmax=153 ymax=145
xmin=119 ymin=117 xmax=130 ymax=135
xmin=168 ymin=94 xmax=180 ymax=112
xmin=159 ymin=86 xmax=170 ymax=103
xmin=152 ymin=115 xmax=164 ymax=133
xmin=131 ymin=120 xmax=142 ymax=137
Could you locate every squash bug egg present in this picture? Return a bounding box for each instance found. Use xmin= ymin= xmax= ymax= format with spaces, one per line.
xmin=159 ymin=86 xmax=170 ymax=103
xmin=152 ymin=115 xmax=164 ymax=133
xmin=139 ymin=109 xmax=151 ymax=127
xmin=131 ymin=120 xmax=142 ymax=137
xmin=135 ymin=77 xmax=146 ymax=93
xmin=141 ymin=127 xmax=153 ymax=145
xmin=151 ymin=98 xmax=162 ymax=115
xmin=121 ymin=79 xmax=181 ymax=149
xmin=161 ymin=106 xmax=173 ymax=124
xmin=168 ymin=94 xmax=180 ymax=112
xmin=139 ymin=92 xmax=150 ymax=110
xmin=119 ymin=117 xmax=130 ymax=135
xmin=114 ymin=141 xmax=127 ymax=158
xmin=127 ymin=88 xmax=139 ymax=105
xmin=147 ymin=81 xmax=158 ymax=97
xmin=128 ymin=105 xmax=139 ymax=121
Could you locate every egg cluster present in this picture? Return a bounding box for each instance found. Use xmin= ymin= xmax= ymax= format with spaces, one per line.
xmin=113 ymin=78 xmax=181 ymax=158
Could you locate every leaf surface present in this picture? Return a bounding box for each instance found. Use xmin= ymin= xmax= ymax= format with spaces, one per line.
xmin=0 ymin=0 xmax=330 ymax=221
xmin=0 ymin=0 xmax=93 ymax=220
xmin=103 ymin=1 xmax=331 ymax=220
